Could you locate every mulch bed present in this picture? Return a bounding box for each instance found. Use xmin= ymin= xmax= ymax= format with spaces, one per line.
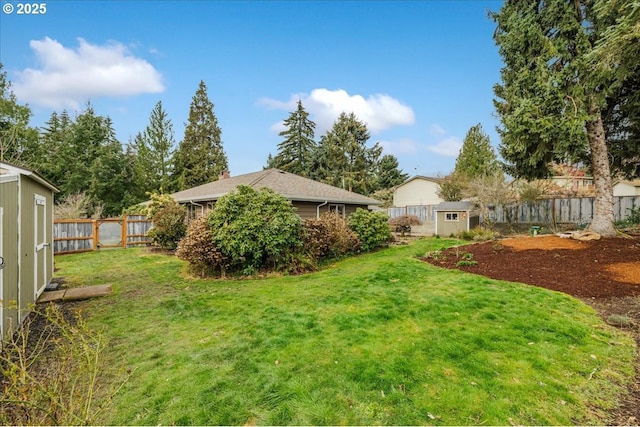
xmin=423 ymin=233 xmax=640 ymax=426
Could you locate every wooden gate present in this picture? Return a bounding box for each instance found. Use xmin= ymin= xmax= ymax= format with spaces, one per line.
xmin=53 ymin=215 xmax=153 ymax=254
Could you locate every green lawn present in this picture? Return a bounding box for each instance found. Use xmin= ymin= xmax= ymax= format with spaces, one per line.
xmin=54 ymin=238 xmax=635 ymax=425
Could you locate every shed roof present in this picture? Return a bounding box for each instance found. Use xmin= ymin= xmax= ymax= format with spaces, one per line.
xmin=0 ymin=161 xmax=59 ymax=192
xmin=170 ymin=169 xmax=381 ymax=205
xmin=434 ymin=201 xmax=475 ymax=211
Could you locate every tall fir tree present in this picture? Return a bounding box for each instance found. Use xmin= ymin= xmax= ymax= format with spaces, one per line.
xmin=174 ymin=80 xmax=228 ymax=190
xmin=38 ymin=110 xmax=73 ymax=187
xmin=376 ymin=154 xmax=408 ymax=190
xmin=130 ymin=101 xmax=176 ymax=196
xmin=453 ymin=123 xmax=501 ymax=178
xmin=313 ymin=112 xmax=382 ymax=195
xmin=269 ymin=100 xmax=316 ymax=176
xmin=492 ymin=0 xmax=622 ymax=235
xmin=593 ymin=0 xmax=640 ymax=178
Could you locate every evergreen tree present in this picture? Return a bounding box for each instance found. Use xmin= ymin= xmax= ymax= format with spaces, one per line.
xmin=38 ymin=111 xmax=73 ymax=187
xmin=491 ymin=0 xmax=621 ymax=236
xmin=174 ymin=81 xmax=228 ymax=190
xmin=131 ymin=101 xmax=176 ymax=195
xmin=0 ymin=63 xmax=38 ymax=166
xmin=453 ymin=123 xmax=500 ymax=179
xmin=376 ymin=154 xmax=408 ymax=190
xmin=314 ymin=112 xmax=382 ymax=195
xmin=593 ymin=0 xmax=640 ymax=178
xmin=270 ymin=100 xmax=316 ymax=176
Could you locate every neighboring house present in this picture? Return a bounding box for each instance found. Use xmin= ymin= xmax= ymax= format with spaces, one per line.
xmin=389 ymin=176 xmax=444 ymax=223
xmin=545 ymin=164 xmax=595 ymax=197
xmin=169 ymin=169 xmax=382 ymax=220
xmin=0 ymin=162 xmax=58 ymax=342
xmin=434 ymin=201 xmax=480 ymax=236
xmin=392 ymin=176 xmax=443 ymax=207
xmin=613 ymin=180 xmax=640 ymax=197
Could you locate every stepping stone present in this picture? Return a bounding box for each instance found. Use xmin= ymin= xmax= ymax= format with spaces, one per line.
xmin=63 ymin=285 xmax=112 ymax=301
xmin=37 ymin=284 xmax=113 ymax=303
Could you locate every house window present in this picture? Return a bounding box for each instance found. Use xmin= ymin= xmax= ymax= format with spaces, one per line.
xmin=186 ymin=204 xmax=203 ymax=220
xmin=444 ymin=212 xmax=459 ymax=222
xmin=329 ymin=204 xmax=345 ymax=218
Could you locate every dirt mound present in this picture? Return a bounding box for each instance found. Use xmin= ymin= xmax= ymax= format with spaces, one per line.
xmin=426 ymin=235 xmax=640 ymax=298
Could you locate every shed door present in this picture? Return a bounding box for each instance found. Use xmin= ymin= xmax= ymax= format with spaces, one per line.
xmin=34 ymin=195 xmax=48 ymax=298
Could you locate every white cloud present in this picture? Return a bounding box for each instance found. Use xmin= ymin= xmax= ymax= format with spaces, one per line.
xmin=13 ymin=37 xmax=164 ymax=108
xmin=429 ymin=123 xmax=447 ymax=136
xmin=426 ymin=136 xmax=463 ymax=157
xmin=259 ymin=88 xmax=415 ymax=134
xmin=269 ymin=120 xmax=287 ymax=133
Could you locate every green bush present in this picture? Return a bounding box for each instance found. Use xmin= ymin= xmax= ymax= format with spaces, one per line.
xmin=146 ymin=197 xmax=186 ymax=250
xmin=176 ymin=216 xmax=229 ymax=277
xmin=207 ymin=185 xmax=303 ymax=272
xmin=303 ymin=213 xmax=361 ymax=261
xmin=456 ymin=226 xmax=500 ymax=242
xmin=348 ymin=208 xmax=392 ymax=252
xmin=616 ymin=206 xmax=640 ymax=229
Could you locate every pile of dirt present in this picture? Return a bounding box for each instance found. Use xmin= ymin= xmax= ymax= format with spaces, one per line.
xmin=423 ymin=234 xmax=640 ymax=425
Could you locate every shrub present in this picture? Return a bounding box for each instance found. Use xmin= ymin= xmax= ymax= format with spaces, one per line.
xmin=147 ymin=201 xmax=186 ymax=250
xmin=348 ymin=208 xmax=392 ymax=252
xmin=208 ymin=185 xmax=303 ymax=271
xmin=388 ymin=215 xmax=423 ymax=227
xmin=388 ymin=215 xmax=422 ymax=235
xmin=176 ymin=216 xmax=229 ymax=277
xmin=0 ymin=305 xmax=120 ymax=425
xmin=456 ymin=226 xmax=500 ymax=242
xmin=303 ymin=212 xmax=361 ymax=261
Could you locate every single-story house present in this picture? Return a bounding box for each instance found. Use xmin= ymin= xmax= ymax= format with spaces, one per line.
xmin=169 ymin=169 xmax=382 ymax=220
xmin=390 ymin=176 xmax=444 ymax=223
xmin=613 ymin=180 xmax=640 ymax=197
xmin=434 ymin=201 xmax=479 ymax=236
xmin=0 ymin=162 xmax=58 ymax=341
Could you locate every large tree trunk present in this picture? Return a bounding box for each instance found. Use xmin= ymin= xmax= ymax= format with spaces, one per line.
xmin=586 ymin=99 xmax=616 ymax=237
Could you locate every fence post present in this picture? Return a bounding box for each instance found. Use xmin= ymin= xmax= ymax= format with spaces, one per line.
xmin=93 ymin=220 xmax=98 ymax=250
xmin=122 ymin=215 xmax=127 ymax=248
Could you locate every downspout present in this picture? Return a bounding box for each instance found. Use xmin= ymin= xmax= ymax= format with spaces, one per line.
xmin=189 ymin=201 xmax=204 ymax=219
xmin=316 ymin=200 xmax=328 ymax=219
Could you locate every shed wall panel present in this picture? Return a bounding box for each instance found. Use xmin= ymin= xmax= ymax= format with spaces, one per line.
xmin=0 ymin=180 xmax=19 ymax=337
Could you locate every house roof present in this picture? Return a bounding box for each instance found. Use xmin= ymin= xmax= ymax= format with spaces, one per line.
xmin=170 ymin=169 xmax=382 ymax=206
xmin=434 ymin=201 xmax=475 ymax=211
xmin=0 ymin=161 xmax=59 ymax=192
xmin=397 ymin=175 xmax=442 ymax=187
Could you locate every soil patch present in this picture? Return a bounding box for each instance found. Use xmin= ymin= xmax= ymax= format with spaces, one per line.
xmin=423 ymin=234 xmax=640 ymax=425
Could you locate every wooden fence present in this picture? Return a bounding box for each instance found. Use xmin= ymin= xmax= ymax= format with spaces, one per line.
xmin=388 ymin=196 xmax=640 ymax=227
xmin=387 ymin=205 xmax=438 ymax=223
xmin=488 ymin=195 xmax=640 ymax=225
xmin=53 ymin=215 xmax=153 ymax=254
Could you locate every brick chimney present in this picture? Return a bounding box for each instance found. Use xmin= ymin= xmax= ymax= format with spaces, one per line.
xmin=219 ymin=170 xmax=230 ymax=180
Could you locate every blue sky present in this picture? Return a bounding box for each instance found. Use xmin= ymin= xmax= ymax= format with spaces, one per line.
xmin=1 ymin=0 xmax=504 ymax=178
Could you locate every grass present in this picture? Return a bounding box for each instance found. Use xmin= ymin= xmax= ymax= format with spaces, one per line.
xmin=54 ymin=239 xmax=636 ymax=425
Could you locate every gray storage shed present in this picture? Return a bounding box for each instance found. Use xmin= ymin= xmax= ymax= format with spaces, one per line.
xmin=434 ymin=201 xmax=480 ymax=236
xmin=0 ymin=162 xmax=58 ymax=341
